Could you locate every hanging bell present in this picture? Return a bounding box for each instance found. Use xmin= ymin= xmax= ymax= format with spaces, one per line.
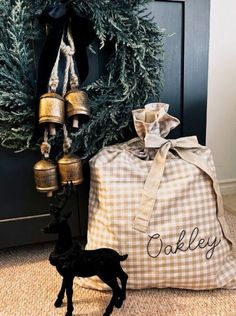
xmin=33 ymin=159 xmax=59 ymax=197
xmin=57 ymin=154 xmax=83 ymax=185
xmin=39 ymin=92 xmax=65 ymax=135
xmin=64 ymin=89 xmax=90 ymax=128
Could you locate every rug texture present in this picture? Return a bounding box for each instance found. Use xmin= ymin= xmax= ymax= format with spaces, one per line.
xmin=0 ymin=211 xmax=235 ymax=316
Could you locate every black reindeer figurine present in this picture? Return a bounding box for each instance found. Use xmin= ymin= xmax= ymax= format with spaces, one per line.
xmin=43 ymin=183 xmax=128 ymax=316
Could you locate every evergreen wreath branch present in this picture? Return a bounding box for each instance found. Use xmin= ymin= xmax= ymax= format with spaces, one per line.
xmin=0 ymin=0 xmax=165 ymax=158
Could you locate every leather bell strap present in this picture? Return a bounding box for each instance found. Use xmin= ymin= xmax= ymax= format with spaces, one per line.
xmin=131 ymin=135 xmax=234 ymax=251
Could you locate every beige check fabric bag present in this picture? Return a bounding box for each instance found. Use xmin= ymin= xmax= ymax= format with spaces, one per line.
xmin=79 ymin=103 xmax=236 ymax=290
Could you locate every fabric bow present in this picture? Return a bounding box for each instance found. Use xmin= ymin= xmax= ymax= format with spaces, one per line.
xmin=130 ymin=104 xmax=233 ymax=247
xmin=144 ymin=134 xmax=199 ymax=150
xmin=131 ymin=134 xmax=219 ymax=233
xmin=37 ymin=1 xmax=95 ymax=97
xmin=131 ymin=134 xmax=226 ymax=237
xmin=132 ymin=135 xmax=233 ymax=253
xmin=34 ymin=2 xmax=95 ymax=141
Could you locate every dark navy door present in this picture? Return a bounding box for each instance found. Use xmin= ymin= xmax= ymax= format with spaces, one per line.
xmin=0 ymin=0 xmax=210 ymax=248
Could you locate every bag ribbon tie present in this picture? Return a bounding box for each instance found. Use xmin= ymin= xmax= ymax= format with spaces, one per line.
xmin=132 ymin=134 xmax=233 ymax=250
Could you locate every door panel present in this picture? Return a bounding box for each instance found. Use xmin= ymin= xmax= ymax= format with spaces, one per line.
xmin=0 ymin=148 xmax=48 ymax=219
xmin=183 ymin=0 xmax=210 ymax=142
xmin=149 ymin=0 xmax=210 ymax=143
xmin=0 ymin=147 xmax=80 ymax=248
xmin=147 ymin=1 xmax=184 ymax=138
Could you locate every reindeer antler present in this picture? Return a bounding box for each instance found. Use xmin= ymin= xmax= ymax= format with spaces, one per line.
xmin=49 ymin=182 xmax=74 ymax=218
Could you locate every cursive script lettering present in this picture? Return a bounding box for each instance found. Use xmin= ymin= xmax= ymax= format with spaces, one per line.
xmin=147 ymin=227 xmax=221 ymax=260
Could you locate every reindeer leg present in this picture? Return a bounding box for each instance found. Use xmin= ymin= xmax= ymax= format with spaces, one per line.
xmin=116 ymin=265 xmax=128 ymax=308
xmin=65 ymin=276 xmax=74 ymax=316
xmin=55 ymin=277 xmax=66 ymax=307
xmin=98 ymin=274 xmax=121 ymax=316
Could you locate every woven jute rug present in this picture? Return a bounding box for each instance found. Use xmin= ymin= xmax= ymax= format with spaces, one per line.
xmin=0 ymin=211 xmax=236 ymax=316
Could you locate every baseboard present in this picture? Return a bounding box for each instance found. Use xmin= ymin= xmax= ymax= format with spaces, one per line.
xmin=219 ymin=179 xmax=236 ymax=195
xmin=224 ymin=205 xmax=236 ymax=216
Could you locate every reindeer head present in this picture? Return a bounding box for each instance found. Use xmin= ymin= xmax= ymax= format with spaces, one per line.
xmin=43 ymin=209 xmax=72 ymax=234
xmin=42 ymin=182 xmax=73 ymax=234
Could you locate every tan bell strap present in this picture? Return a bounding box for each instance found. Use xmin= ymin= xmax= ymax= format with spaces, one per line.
xmin=64 ymin=89 xmax=90 ymax=128
xmin=39 ymin=92 xmax=65 ymax=135
xmin=40 ymin=128 xmax=51 ymax=159
xmin=57 ymin=153 xmax=83 ymax=185
xmin=33 ymin=159 xmax=59 ymax=197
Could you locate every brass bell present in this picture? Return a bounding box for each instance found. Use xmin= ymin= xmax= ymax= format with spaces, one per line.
xmin=57 ymin=154 xmax=83 ymax=185
xmin=64 ymin=89 xmax=90 ymax=128
xmin=33 ymin=159 xmax=59 ymax=197
xmin=39 ymin=92 xmax=65 ymax=135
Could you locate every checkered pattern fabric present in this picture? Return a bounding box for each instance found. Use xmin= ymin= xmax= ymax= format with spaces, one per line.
xmin=78 ymin=105 xmax=236 ymax=290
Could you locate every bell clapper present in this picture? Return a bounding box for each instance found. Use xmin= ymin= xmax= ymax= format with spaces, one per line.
xmin=47 ymin=191 xmax=53 ymax=198
xmin=72 ymin=115 xmax=79 ymax=128
xmin=49 ymin=123 xmax=56 ymax=136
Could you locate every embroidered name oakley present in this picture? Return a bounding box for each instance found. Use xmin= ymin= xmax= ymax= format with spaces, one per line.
xmin=147 ymin=227 xmax=221 ymax=260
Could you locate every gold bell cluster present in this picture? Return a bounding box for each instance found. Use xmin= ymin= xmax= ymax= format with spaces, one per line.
xmin=34 ymin=24 xmax=89 ymax=197
xmin=35 ymin=88 xmax=87 ymax=197
xmin=34 ymin=153 xmax=83 ymax=197
xmin=39 ymin=89 xmax=90 ymax=135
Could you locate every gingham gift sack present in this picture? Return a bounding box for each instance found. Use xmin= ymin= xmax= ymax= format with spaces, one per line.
xmin=79 ymin=103 xmax=236 ymax=290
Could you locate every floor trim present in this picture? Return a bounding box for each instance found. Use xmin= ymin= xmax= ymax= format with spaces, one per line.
xmin=219 ymin=178 xmax=236 ymax=195
xmin=224 ymin=205 xmax=236 ymax=216
xmin=0 ymin=213 xmax=50 ymax=223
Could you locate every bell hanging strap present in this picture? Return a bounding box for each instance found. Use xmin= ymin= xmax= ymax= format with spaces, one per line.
xmin=48 ymin=39 xmax=61 ymax=93
xmin=46 ymin=22 xmax=79 ymax=152
xmin=60 ymin=26 xmax=77 ymax=153
xmin=40 ymin=128 xmax=51 ymax=159
xmin=62 ymin=124 xmax=72 ymax=154
xmin=60 ymin=26 xmax=79 ymax=95
xmin=61 ymin=26 xmax=83 ymax=128
xmin=48 ymin=24 xmax=79 ymax=94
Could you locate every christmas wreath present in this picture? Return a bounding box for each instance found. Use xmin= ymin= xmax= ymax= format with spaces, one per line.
xmin=0 ymin=0 xmax=164 ymax=158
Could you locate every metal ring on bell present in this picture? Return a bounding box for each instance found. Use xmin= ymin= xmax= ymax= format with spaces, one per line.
xmin=64 ymin=89 xmax=90 ymax=128
xmin=57 ymin=154 xmax=83 ymax=185
xmin=39 ymin=92 xmax=65 ymax=135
